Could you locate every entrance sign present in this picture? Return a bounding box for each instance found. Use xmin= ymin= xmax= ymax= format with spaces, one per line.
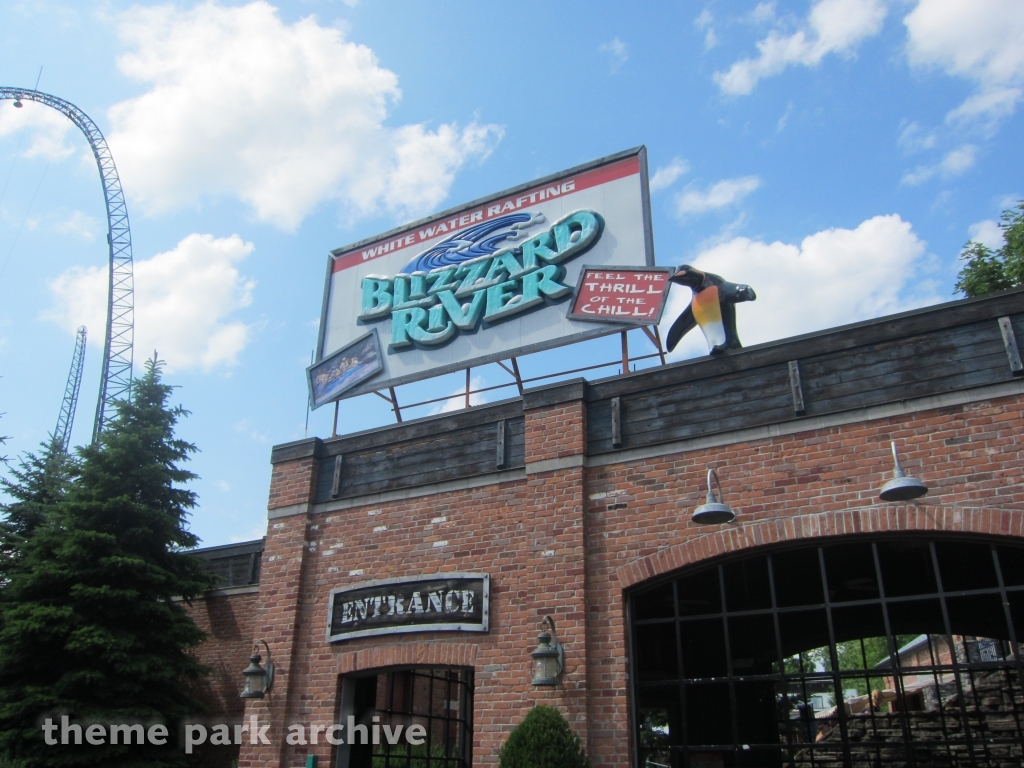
xmin=568 ymin=266 xmax=673 ymax=324
xmin=312 ymin=147 xmax=654 ymax=406
xmin=326 ymin=573 xmax=489 ymax=642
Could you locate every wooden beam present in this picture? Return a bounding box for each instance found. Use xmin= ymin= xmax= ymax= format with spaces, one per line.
xmin=495 ymin=420 xmax=506 ymax=469
xmin=611 ymin=396 xmax=622 ymax=448
xmin=788 ymin=360 xmax=806 ymax=416
xmin=331 ymin=454 xmax=344 ymax=498
xmin=998 ymin=316 xmax=1023 ymax=376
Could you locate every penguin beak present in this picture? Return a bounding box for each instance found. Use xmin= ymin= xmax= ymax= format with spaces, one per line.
xmin=669 ymin=267 xmax=701 ymax=285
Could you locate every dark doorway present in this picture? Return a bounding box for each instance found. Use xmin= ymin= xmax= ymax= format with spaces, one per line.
xmin=630 ymin=535 xmax=1024 ymax=767
xmin=335 ymin=666 xmax=473 ymax=768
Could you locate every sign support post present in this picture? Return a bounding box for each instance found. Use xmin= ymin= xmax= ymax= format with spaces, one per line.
xmin=496 ymin=359 xmax=525 ymax=395
xmin=641 ymin=325 xmax=666 ymax=366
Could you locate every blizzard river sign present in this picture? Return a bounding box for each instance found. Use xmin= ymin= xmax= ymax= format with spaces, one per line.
xmin=326 ymin=574 xmax=489 ymax=642
xmin=311 ymin=147 xmax=655 ymax=406
xmin=359 ymin=210 xmax=604 ymax=349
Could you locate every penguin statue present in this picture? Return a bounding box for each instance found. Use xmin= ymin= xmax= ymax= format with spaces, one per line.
xmin=665 ymin=265 xmax=756 ymax=354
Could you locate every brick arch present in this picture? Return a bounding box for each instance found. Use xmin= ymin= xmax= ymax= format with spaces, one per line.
xmin=616 ymin=505 xmax=1024 ymax=589
xmin=337 ymin=641 xmax=479 ymax=674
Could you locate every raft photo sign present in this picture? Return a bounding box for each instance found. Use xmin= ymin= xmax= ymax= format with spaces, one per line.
xmin=327 ymin=574 xmax=489 ymax=642
xmin=311 ymin=147 xmax=654 ymax=405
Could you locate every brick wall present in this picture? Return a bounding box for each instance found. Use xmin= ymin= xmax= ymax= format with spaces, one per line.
xmin=223 ymin=380 xmax=1024 ymax=768
xmin=188 ymin=593 xmax=260 ymax=718
xmin=267 ymin=456 xmax=318 ymax=511
xmin=584 ymin=392 xmax=1024 ymax=766
xmin=525 ymin=399 xmax=587 ymax=463
xmin=186 ymin=591 xmax=260 ymax=766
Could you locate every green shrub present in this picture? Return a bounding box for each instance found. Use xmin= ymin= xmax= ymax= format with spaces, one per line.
xmin=499 ymin=705 xmax=590 ymax=768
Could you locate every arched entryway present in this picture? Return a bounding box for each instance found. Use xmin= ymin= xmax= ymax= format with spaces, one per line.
xmin=629 ymin=534 xmax=1024 ymax=767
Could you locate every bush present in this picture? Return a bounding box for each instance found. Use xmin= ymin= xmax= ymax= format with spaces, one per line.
xmin=499 ymin=705 xmax=590 ymax=768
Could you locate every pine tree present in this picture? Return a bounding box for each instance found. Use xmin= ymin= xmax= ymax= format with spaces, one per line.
xmin=955 ymin=201 xmax=1024 ymax=297
xmin=0 ymin=437 xmax=78 ymax=584
xmin=0 ymin=357 xmax=215 ymax=767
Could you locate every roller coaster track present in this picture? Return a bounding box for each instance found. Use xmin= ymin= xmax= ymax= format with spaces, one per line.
xmin=54 ymin=326 xmax=87 ymax=454
xmin=0 ymin=87 xmax=134 ymax=444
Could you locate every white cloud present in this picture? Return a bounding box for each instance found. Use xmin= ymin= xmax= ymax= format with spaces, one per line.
xmin=776 ymin=102 xmax=794 ymax=132
xmin=897 ymin=121 xmax=938 ymax=152
xmin=750 ymin=2 xmax=777 ymax=24
xmin=598 ymin=37 xmax=628 ymax=73
xmin=901 ymin=143 xmax=976 ymax=185
xmin=945 ymin=89 xmax=1022 ymax=124
xmin=649 ymin=158 xmax=690 ymax=192
xmin=968 ymin=219 xmax=1003 ymax=250
xmin=106 ymin=2 xmax=502 ymax=230
xmin=428 ymin=375 xmax=488 ymax=415
xmin=675 ymin=176 xmax=761 ymax=216
xmin=695 ymin=9 xmax=718 ymax=50
xmin=714 ymin=0 xmax=887 ymax=95
xmin=46 ymin=233 xmax=256 ymax=371
xmin=940 ymin=144 xmax=978 ymax=174
xmin=905 ymin=0 xmax=1024 ymax=124
xmin=0 ymin=100 xmax=75 ymax=161
xmin=659 ymin=214 xmax=936 ymax=359
xmin=56 ymin=210 xmax=99 ymax=240
xmin=234 ymin=417 xmax=271 ymax=444
xmin=229 ymin=521 xmax=268 ymax=544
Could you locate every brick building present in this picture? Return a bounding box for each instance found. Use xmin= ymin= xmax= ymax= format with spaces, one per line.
xmin=190 ymin=287 xmax=1024 ymax=767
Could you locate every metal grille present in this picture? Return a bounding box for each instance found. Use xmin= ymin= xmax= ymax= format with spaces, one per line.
xmin=343 ymin=667 xmax=473 ymax=768
xmin=630 ymin=536 xmax=1024 ymax=767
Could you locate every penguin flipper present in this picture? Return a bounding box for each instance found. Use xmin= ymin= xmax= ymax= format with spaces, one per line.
xmin=666 ymin=305 xmax=696 ymax=352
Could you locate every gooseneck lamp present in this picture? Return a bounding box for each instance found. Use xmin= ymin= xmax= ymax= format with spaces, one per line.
xmin=240 ymin=640 xmax=275 ymax=699
xmin=879 ymin=441 xmax=929 ymax=502
xmin=693 ymin=468 xmax=736 ymax=525
xmin=531 ymin=616 xmax=564 ymax=686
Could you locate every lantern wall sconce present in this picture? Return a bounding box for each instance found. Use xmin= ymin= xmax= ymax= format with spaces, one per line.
xmin=531 ymin=616 xmax=564 ymax=686
xmin=240 ymin=639 xmax=275 ymax=699
xmin=693 ymin=468 xmax=736 ymax=525
xmin=879 ymin=441 xmax=929 ymax=502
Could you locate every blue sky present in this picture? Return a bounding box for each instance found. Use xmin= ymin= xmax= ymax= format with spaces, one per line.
xmin=1 ymin=0 xmax=1021 ymax=547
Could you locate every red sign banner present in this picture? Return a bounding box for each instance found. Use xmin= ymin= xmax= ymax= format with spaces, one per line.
xmin=567 ymin=266 xmax=674 ymax=324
